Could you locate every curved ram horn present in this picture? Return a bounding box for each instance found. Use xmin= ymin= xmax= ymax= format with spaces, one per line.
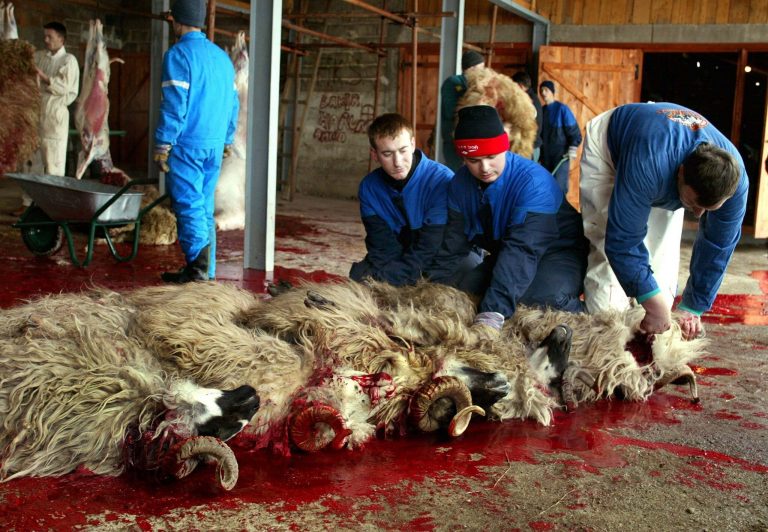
xmin=167 ymin=435 xmax=239 ymax=491
xmin=409 ymin=376 xmax=485 ymax=437
xmin=289 ymin=403 xmax=351 ymax=452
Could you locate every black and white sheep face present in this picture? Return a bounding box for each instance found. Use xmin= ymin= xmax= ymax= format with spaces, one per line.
xmin=527 ymin=324 xmax=572 ymax=386
xmin=450 ymin=366 xmax=511 ymax=411
xmin=171 ymin=383 xmax=261 ymax=442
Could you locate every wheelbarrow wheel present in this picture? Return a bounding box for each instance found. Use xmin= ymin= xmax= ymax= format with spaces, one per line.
xmin=20 ymin=206 xmax=64 ymax=257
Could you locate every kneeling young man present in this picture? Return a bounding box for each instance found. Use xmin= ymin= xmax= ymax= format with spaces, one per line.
xmin=349 ymin=113 xmax=455 ymax=286
xmin=434 ymin=105 xmax=588 ymax=331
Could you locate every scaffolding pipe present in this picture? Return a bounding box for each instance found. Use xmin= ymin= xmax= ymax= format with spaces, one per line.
xmin=487 ymin=4 xmax=498 ymax=68
xmin=213 ymin=27 xmax=309 ymax=55
xmin=282 ymin=19 xmax=383 ymax=55
xmin=411 ymin=0 xmax=418 ymax=129
xmin=369 ymin=0 xmax=389 ymax=173
xmin=288 ymin=31 xmax=302 ymax=201
xmin=341 ymin=0 xmax=444 ymax=41
xmin=206 ymin=0 xmax=217 ymax=40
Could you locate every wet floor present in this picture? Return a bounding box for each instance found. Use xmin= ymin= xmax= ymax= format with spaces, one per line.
xmin=0 ymin=182 xmax=767 ymax=530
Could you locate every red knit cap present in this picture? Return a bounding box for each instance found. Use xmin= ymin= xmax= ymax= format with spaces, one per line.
xmin=453 ymin=105 xmax=510 ymax=157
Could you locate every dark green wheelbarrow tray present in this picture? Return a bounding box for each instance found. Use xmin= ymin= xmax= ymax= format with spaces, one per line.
xmin=7 ymin=173 xmax=168 ymax=267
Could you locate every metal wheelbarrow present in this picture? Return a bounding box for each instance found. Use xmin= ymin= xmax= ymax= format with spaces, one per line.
xmin=7 ymin=173 xmax=168 ymax=267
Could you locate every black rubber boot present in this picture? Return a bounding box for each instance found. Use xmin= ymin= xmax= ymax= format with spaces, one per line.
xmin=161 ymin=245 xmax=210 ymax=283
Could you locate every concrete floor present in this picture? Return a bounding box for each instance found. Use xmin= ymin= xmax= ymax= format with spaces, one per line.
xmin=0 ymin=177 xmax=767 ymax=531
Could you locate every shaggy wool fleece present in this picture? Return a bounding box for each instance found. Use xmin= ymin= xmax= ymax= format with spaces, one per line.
xmin=0 ymin=39 xmax=40 ymax=174
xmin=458 ymin=67 xmax=538 ymax=158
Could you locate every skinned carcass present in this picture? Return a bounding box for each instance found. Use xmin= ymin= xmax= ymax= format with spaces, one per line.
xmin=0 ymin=290 xmax=260 ymax=488
xmin=215 ymin=31 xmax=249 ymax=231
xmin=0 ymin=38 xmax=39 ymax=175
xmin=1 ymin=2 xmax=18 ymax=40
xmin=74 ymin=19 xmax=126 ymax=181
xmin=458 ymin=66 xmax=538 ymax=158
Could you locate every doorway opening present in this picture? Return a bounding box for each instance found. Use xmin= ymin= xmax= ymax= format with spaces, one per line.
xmin=641 ymin=52 xmax=768 ymax=225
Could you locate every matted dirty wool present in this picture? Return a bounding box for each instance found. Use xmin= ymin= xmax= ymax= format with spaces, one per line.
xmin=0 ymin=39 xmax=40 ymax=175
xmin=458 ymin=67 xmax=538 ymax=159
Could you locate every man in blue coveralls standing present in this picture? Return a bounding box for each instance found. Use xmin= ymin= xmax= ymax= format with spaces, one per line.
xmin=580 ymin=102 xmax=747 ymax=340
xmin=538 ymin=80 xmax=582 ymax=195
xmin=349 ymin=113 xmax=458 ymax=286
xmin=153 ymin=0 xmax=239 ymax=283
xmin=433 ymin=105 xmax=588 ymax=333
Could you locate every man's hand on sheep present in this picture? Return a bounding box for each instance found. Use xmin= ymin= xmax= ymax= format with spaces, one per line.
xmin=678 ymin=310 xmax=703 ymax=340
xmin=639 ymin=293 xmax=671 ymax=335
xmin=473 ymin=311 xmax=505 ymax=332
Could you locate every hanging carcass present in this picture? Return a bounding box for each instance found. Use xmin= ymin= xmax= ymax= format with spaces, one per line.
xmin=1 ymin=2 xmax=18 ymax=40
xmin=74 ymin=19 xmax=127 ymax=182
xmin=214 ymin=31 xmax=249 ymax=231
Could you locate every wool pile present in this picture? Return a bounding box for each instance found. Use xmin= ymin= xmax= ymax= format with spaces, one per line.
xmin=458 ymin=66 xmax=538 ymax=158
xmin=0 ymin=39 xmax=40 ymax=175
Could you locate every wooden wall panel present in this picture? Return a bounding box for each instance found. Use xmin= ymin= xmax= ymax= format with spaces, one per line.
xmin=729 ymin=0 xmax=751 ymax=23
xmin=750 ymin=0 xmax=768 ymax=22
xmin=414 ymin=0 xmax=768 ymax=26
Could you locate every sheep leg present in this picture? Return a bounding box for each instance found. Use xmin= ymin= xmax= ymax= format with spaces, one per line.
xmin=558 ymin=362 xmax=597 ymax=411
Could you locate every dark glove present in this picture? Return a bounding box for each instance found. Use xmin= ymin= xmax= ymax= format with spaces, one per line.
xmin=153 ymin=144 xmax=171 ymax=173
xmin=473 ymin=311 xmax=505 ymax=332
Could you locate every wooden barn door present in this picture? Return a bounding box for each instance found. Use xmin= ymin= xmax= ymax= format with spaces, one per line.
xmin=538 ymin=45 xmax=642 ymax=207
xmin=112 ymin=52 xmax=151 ymax=173
xmin=755 ymin=104 xmax=768 ymax=237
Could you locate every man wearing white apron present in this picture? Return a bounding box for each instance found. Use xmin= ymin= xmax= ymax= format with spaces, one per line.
xmin=580 ymin=102 xmax=748 ymax=340
xmin=30 ymin=21 xmax=80 ymax=176
xmin=19 ymin=22 xmax=79 ymax=212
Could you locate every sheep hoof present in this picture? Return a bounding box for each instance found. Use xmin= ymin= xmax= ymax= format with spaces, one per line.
xmin=267 ymin=279 xmax=293 ymax=297
xmin=558 ymin=362 xmax=596 ymax=411
xmin=304 ymin=291 xmax=336 ymax=310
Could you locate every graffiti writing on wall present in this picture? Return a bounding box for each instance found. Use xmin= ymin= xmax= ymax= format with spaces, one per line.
xmin=313 ymin=92 xmax=375 ymax=143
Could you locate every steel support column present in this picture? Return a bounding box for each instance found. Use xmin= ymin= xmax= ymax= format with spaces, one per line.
xmin=488 ymin=0 xmax=550 ymax=86
xmin=148 ymin=0 xmax=169 ymax=193
xmin=434 ymin=0 xmax=464 ymax=166
xmin=244 ymin=1 xmax=282 ymax=275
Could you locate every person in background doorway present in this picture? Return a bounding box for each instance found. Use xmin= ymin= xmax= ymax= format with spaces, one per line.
xmin=153 ymin=0 xmax=239 ymax=283
xmin=439 ymin=50 xmax=485 ymax=171
xmin=433 ymin=105 xmax=587 ymax=333
xmin=18 ymin=22 xmax=79 ymax=213
xmin=512 ymin=71 xmax=543 ymax=162
xmin=538 ymin=80 xmax=581 ymax=194
xmin=349 ymin=113 xmax=457 ymax=286
xmin=579 ymin=102 xmax=748 ymax=340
